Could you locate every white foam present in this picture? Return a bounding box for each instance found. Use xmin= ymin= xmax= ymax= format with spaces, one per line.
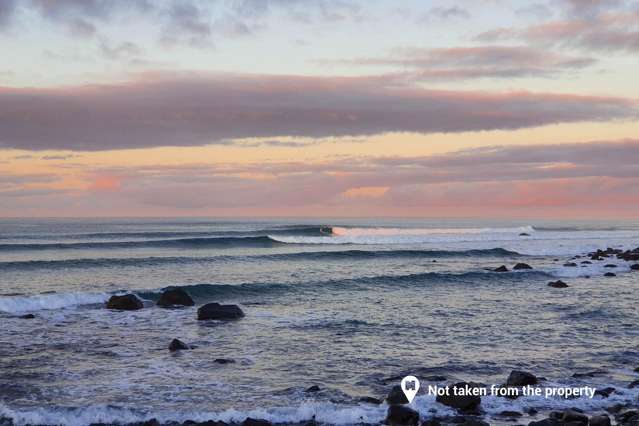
xmin=0 ymin=291 xmax=111 ymax=314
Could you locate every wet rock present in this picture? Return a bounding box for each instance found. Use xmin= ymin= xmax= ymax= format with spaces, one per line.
xmin=197 ymin=303 xmax=244 ymax=320
xmin=572 ymin=370 xmax=607 ymax=378
xmin=628 ymin=380 xmax=639 ymax=389
xmin=386 ymin=405 xmax=419 ymax=426
xmin=359 ymin=396 xmax=382 ymax=404
xmin=19 ymin=314 xmax=35 ymax=319
xmin=242 ymin=419 xmax=272 ymax=426
xmin=630 ymin=264 xmax=639 ymax=271
xmin=529 ymin=419 xmax=562 ymax=426
xmin=213 ymin=358 xmax=235 ymax=364
xmin=387 ymin=385 xmax=409 ymax=405
xmin=604 ymin=272 xmax=616 ymax=277
xmin=106 ymin=294 xmax=143 ymax=310
xmin=563 ymin=262 xmax=578 ymax=267
xmin=581 ymin=261 xmax=592 ymax=264
xmin=603 ymin=264 xmax=617 ymax=268
xmin=616 ymin=410 xmax=639 ymax=425
xmin=435 ymin=382 xmax=482 ymax=413
xmin=513 ymin=263 xmax=533 ymax=270
xmin=590 ymin=414 xmax=611 ymax=426
xmin=506 ymin=370 xmax=538 ymax=387
xmin=594 ymin=387 xmax=615 ymax=398
xmin=168 ymin=338 xmax=190 ymax=351
xmin=494 ymin=265 xmax=509 ymax=272
xmin=560 ymin=409 xmax=589 ymax=426
xmin=454 ymin=418 xmax=489 ymax=426
xmin=499 ymin=411 xmax=523 ymax=417
xmin=157 ymin=288 xmax=195 ymax=308
xmin=421 ymin=419 xmax=442 ymax=426
xmin=305 ymin=385 xmax=320 ymax=393
xmin=520 ymin=233 xmax=530 ymax=237
xmin=548 ymin=280 xmax=569 ymax=288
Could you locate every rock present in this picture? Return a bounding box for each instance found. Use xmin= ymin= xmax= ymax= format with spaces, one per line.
xmin=581 ymin=261 xmax=592 ymax=264
xmin=590 ymin=415 xmax=611 ymax=426
xmin=494 ymin=265 xmax=509 ymax=272
xmin=213 ymin=358 xmax=235 ymax=364
xmin=197 ymin=303 xmax=244 ymax=320
xmin=560 ymin=409 xmax=589 ymax=426
xmin=106 ymin=294 xmax=143 ymax=310
xmin=359 ymin=396 xmax=382 ymax=405
xmin=572 ymin=370 xmax=607 ymax=378
xmin=520 ymin=233 xmax=530 ymax=236
xmin=616 ymin=410 xmax=639 ymax=425
xmin=499 ymin=411 xmax=523 ymax=417
xmin=168 ymin=338 xmax=190 ymax=351
xmin=604 ymin=272 xmax=616 ymax=277
xmin=157 ymin=288 xmax=195 ymax=307
xmin=604 ymin=264 xmax=617 ymax=268
xmin=548 ymin=280 xmax=569 ymax=288
xmin=595 ymin=387 xmax=615 ymax=398
xmin=19 ymin=313 xmax=35 ymax=319
xmin=529 ymin=419 xmax=562 ymax=426
xmin=421 ymin=419 xmax=442 ymax=426
xmin=386 ymin=405 xmax=419 ymax=426
xmin=305 ymin=385 xmax=320 ymax=393
xmin=563 ymin=262 xmax=578 ymax=267
xmin=629 ymin=380 xmax=639 ymax=389
xmin=455 ymin=418 xmax=489 ymax=426
xmin=506 ymin=370 xmax=538 ymax=387
xmin=435 ymin=382 xmax=482 ymax=413
xmin=630 ymin=264 xmax=639 ymax=271
xmin=513 ymin=263 xmax=533 ymax=270
xmin=387 ymin=385 xmax=409 ymax=405
xmin=242 ymin=419 xmax=272 ymax=426
xmin=635 ymin=366 xmax=639 ymax=372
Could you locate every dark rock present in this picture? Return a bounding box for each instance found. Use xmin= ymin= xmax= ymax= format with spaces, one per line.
xmin=106 ymin=294 xmax=143 ymax=310
xmin=513 ymin=263 xmax=533 ymax=270
xmin=494 ymin=265 xmax=509 ymax=272
xmin=168 ymin=338 xmax=190 ymax=351
xmin=500 ymin=411 xmax=523 ymax=417
xmin=242 ymin=419 xmax=272 ymax=426
xmin=455 ymin=418 xmax=488 ymax=426
xmin=305 ymin=385 xmax=320 ymax=393
xmin=526 ymin=408 xmax=539 ymax=416
xmin=386 ymin=405 xmax=419 ymax=426
xmin=635 ymin=366 xmax=639 ymax=372
xmin=19 ymin=314 xmax=35 ymax=319
xmin=421 ymin=419 xmax=441 ymax=426
xmin=594 ymin=387 xmax=615 ymax=398
xmin=520 ymin=233 xmax=530 ymax=236
xmin=563 ymin=262 xmax=578 ymax=267
xmin=561 ymin=410 xmax=589 ymax=426
xmin=604 ymin=272 xmax=616 ymax=277
xmin=581 ymin=261 xmax=592 ymax=264
xmin=589 ymin=415 xmax=611 ymax=426
xmin=628 ymin=380 xmax=639 ymax=389
xmin=435 ymin=382 xmax=482 ymax=413
xmin=616 ymin=410 xmax=639 ymax=425
xmin=572 ymin=370 xmax=607 ymax=378
xmin=528 ymin=419 xmax=561 ymax=426
xmin=604 ymin=264 xmax=617 ymax=268
xmin=548 ymin=280 xmax=569 ymax=288
xmin=506 ymin=370 xmax=538 ymax=387
xmin=157 ymin=288 xmax=195 ymax=307
xmin=197 ymin=303 xmax=244 ymax=320
xmin=630 ymin=264 xmax=639 ymax=271
xmin=213 ymin=358 xmax=235 ymax=364
xmin=359 ymin=396 xmax=382 ymax=405
xmin=387 ymin=385 xmax=409 ymax=405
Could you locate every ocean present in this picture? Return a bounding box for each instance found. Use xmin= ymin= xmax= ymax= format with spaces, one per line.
xmin=1 ymin=218 xmax=638 ymax=426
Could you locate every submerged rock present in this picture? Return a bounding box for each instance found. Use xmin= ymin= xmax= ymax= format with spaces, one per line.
xmin=157 ymin=288 xmax=195 ymax=307
xmin=213 ymin=358 xmax=235 ymax=364
xmin=168 ymin=338 xmax=190 ymax=351
xmin=548 ymin=280 xmax=569 ymax=288
xmin=387 ymin=385 xmax=409 ymax=405
xmin=604 ymin=272 xmax=616 ymax=277
xmin=305 ymin=385 xmax=320 ymax=393
xmin=519 ymin=233 xmax=530 ymax=236
xmin=590 ymin=415 xmax=611 ymax=426
xmin=435 ymin=382 xmax=482 ymax=413
xmin=506 ymin=370 xmax=538 ymax=387
xmin=197 ymin=303 xmax=244 ymax=320
xmin=19 ymin=313 xmax=35 ymax=319
xmin=630 ymin=264 xmax=639 ymax=271
xmin=242 ymin=419 xmax=272 ymax=426
xmin=595 ymin=387 xmax=616 ymax=398
xmin=628 ymin=380 xmax=639 ymax=389
xmin=385 ymin=405 xmax=419 ymax=426
xmin=358 ymin=396 xmax=382 ymax=405
xmin=563 ymin=262 xmax=578 ymax=267
xmin=513 ymin=263 xmax=533 ymax=270
xmin=494 ymin=265 xmax=509 ymax=272
xmin=106 ymin=294 xmax=143 ymax=310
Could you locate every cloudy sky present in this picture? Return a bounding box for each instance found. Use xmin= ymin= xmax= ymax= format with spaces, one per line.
xmin=1 ymin=0 xmax=638 ymax=218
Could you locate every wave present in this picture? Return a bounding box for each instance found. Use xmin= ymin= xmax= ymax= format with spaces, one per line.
xmin=0 ymin=236 xmax=282 ymax=251
xmin=331 ymin=225 xmax=534 ymax=236
xmin=0 ymin=248 xmax=520 ymax=271
xmin=0 ymin=269 xmax=546 ymax=314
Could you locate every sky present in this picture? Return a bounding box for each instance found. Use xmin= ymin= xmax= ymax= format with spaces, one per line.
xmin=1 ymin=0 xmax=639 ymax=218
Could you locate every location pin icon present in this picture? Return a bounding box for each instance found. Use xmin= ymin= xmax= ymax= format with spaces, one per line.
xmin=401 ymin=375 xmax=420 ymax=403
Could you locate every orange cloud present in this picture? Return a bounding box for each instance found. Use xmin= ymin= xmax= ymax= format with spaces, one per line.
xmin=342 ymin=186 xmax=389 ymax=198
xmin=89 ymin=176 xmax=121 ymax=191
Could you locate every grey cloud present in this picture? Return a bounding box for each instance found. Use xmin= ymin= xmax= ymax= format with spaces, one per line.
xmin=0 ymin=72 xmax=636 ymax=151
